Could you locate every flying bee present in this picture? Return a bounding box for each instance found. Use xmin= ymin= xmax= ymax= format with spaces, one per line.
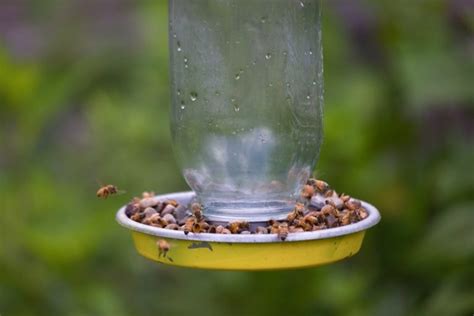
xmin=96 ymin=181 xmax=125 ymax=199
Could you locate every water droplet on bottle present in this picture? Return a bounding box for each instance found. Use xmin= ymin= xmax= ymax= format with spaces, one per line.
xmin=190 ymin=92 xmax=198 ymax=101
xmin=231 ymin=97 xmax=236 ymax=103
xmin=252 ymin=60 xmax=257 ymax=65
xmin=286 ymin=82 xmax=291 ymax=88
xmin=180 ymin=100 xmax=185 ymax=109
xmin=234 ymin=105 xmax=240 ymax=112
xmin=235 ymin=73 xmax=240 ymax=80
xmin=261 ymin=16 xmax=267 ymax=23
xmin=309 ymin=50 xmax=313 ymax=55
xmin=215 ymin=91 xmax=220 ymax=96
xmin=184 ymin=57 xmax=188 ymax=63
xmin=283 ymin=51 xmax=287 ymax=56
xmin=177 ymin=41 xmax=182 ymax=52
xmin=312 ymin=81 xmax=316 ymax=85
xmin=177 ymin=89 xmax=181 ymax=96
xmin=173 ymin=33 xmax=177 ymax=39
xmin=306 ymin=95 xmax=311 ymax=100
xmin=268 ymin=82 xmax=273 ymax=87
xmin=265 ymin=53 xmax=272 ymax=60
xmin=300 ymin=1 xmax=305 ymax=7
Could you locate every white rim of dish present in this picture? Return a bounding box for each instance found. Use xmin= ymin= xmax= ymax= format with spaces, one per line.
xmin=116 ymin=191 xmax=381 ymax=243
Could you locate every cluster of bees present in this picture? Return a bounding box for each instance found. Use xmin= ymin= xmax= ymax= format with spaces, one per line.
xmin=123 ymin=179 xmax=369 ymax=241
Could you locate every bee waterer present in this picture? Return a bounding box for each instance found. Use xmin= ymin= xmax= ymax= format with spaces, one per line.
xmin=116 ymin=191 xmax=381 ymax=271
xmin=117 ymin=0 xmax=382 ymax=270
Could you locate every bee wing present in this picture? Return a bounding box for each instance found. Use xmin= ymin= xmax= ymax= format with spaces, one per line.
xmin=96 ymin=179 xmax=105 ymax=187
xmin=116 ymin=189 xmax=127 ymax=195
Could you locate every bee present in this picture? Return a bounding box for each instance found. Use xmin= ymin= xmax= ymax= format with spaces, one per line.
xmin=356 ymin=207 xmax=369 ymax=220
xmin=312 ymin=224 xmax=326 ymax=231
xmin=193 ymin=220 xmax=209 ymax=233
xmin=315 ymin=180 xmax=329 ymax=193
xmin=325 ymin=214 xmax=338 ymax=228
xmin=142 ymin=191 xmax=155 ymax=198
xmin=321 ymin=204 xmax=336 ymax=215
xmin=190 ymin=203 xmax=203 ymax=221
xmin=157 ymin=239 xmax=170 ymax=257
xmin=345 ymin=199 xmax=362 ymax=210
xmin=294 ymin=218 xmax=312 ymax=231
xmin=192 ymin=222 xmax=204 ymax=233
xmin=303 ymin=214 xmax=318 ymax=225
xmin=208 ymin=225 xmax=217 ymax=233
xmin=268 ymin=220 xmax=280 ymax=233
xmin=301 ymin=184 xmax=315 ymax=199
xmin=287 ymin=203 xmax=305 ymax=223
xmin=221 ymin=228 xmax=232 ymax=234
xmin=340 ymin=193 xmax=351 ymax=203
xmin=289 ymin=226 xmax=304 ymax=233
xmin=324 ymin=189 xmax=335 ymax=198
xmin=96 ymin=184 xmax=117 ymax=199
xmin=164 ymin=199 xmax=179 ymax=207
xmin=183 ymin=217 xmax=195 ymax=235
xmin=96 ymin=181 xmax=125 ymax=199
xmin=228 ymin=221 xmax=249 ymax=234
xmin=276 ymin=223 xmax=289 ymax=241
xmin=215 ymin=225 xmax=225 ymax=234
xmin=131 ymin=212 xmax=145 ymax=222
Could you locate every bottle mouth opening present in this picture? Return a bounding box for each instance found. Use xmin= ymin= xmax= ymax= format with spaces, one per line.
xmin=203 ymin=200 xmax=293 ymax=222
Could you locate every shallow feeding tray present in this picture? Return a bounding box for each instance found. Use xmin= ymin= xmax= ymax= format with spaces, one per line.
xmin=116 ymin=191 xmax=381 ymax=271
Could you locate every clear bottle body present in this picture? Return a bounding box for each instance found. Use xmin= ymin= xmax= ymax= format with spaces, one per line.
xmin=169 ymin=0 xmax=323 ymax=221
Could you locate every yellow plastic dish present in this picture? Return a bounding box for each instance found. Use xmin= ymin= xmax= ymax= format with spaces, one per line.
xmin=116 ymin=192 xmax=381 ymax=271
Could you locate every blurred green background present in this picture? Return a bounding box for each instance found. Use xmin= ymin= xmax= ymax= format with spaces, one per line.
xmin=1 ymin=0 xmax=473 ymax=315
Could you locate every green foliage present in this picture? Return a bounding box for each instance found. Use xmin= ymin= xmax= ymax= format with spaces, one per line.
xmin=0 ymin=0 xmax=473 ymax=315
